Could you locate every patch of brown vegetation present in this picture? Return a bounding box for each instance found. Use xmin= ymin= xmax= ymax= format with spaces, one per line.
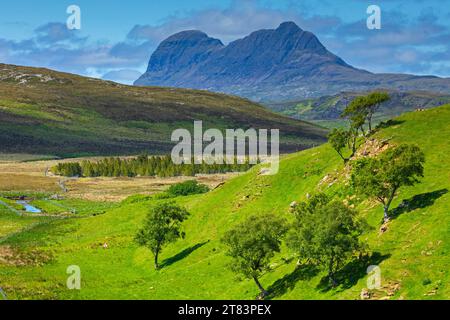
xmin=0 ymin=157 xmax=238 ymax=201
xmin=0 ymin=245 xmax=51 ymax=267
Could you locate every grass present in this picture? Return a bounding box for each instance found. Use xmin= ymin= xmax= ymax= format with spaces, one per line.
xmin=269 ymin=90 xmax=450 ymax=129
xmin=0 ymin=105 xmax=449 ymax=300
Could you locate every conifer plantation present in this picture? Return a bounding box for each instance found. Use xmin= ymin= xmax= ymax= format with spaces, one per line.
xmin=51 ymin=155 xmax=255 ymax=178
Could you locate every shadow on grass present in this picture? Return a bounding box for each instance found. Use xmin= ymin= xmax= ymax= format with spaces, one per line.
xmin=376 ymin=119 xmax=405 ymax=130
xmin=316 ymin=252 xmax=391 ymax=293
xmin=160 ymin=241 xmax=209 ymax=268
xmin=266 ymin=264 xmax=320 ymax=299
xmin=391 ymin=189 xmax=448 ymax=220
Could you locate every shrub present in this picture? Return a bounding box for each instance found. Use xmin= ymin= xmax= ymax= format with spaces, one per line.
xmin=167 ymin=180 xmax=210 ymax=197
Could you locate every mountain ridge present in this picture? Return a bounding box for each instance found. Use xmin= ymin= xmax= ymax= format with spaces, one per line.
xmin=135 ymin=21 xmax=450 ymax=102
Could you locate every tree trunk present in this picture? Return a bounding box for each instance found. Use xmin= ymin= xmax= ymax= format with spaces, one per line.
xmin=154 ymin=251 xmax=160 ymax=270
xmin=253 ymin=276 xmax=268 ymax=298
xmin=368 ymin=113 xmax=373 ymax=133
xmin=338 ymin=151 xmax=347 ymax=163
xmin=383 ymin=188 xmax=397 ymax=223
xmin=350 ymin=134 xmax=357 ymax=158
xmin=383 ymin=206 xmax=389 ymax=223
xmin=328 ymin=257 xmax=337 ymax=287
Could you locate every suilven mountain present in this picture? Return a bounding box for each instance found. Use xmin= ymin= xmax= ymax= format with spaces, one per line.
xmin=135 ymin=22 xmax=450 ymax=102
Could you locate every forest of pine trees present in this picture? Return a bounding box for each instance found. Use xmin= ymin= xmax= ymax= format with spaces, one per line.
xmin=51 ymin=154 xmax=255 ymax=178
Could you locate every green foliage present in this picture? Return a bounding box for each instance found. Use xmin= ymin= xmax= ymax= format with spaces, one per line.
xmin=365 ymin=92 xmax=391 ymax=132
xmin=343 ymin=96 xmax=370 ymax=135
xmin=167 ymin=180 xmax=210 ymax=197
xmin=121 ymin=194 xmax=154 ymax=205
xmin=222 ymin=214 xmax=288 ymax=296
xmin=328 ymin=129 xmax=350 ymax=162
xmin=51 ymin=155 xmax=255 ymax=178
xmin=135 ymin=202 xmax=190 ymax=269
xmin=329 ymin=92 xmax=391 ymax=162
xmin=51 ymin=163 xmax=82 ymax=177
xmin=352 ymin=144 xmax=425 ymax=222
xmin=287 ymin=194 xmax=367 ymax=285
xmin=342 ymin=91 xmax=391 ymax=135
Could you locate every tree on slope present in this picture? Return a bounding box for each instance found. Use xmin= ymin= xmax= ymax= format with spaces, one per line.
xmin=287 ymin=194 xmax=367 ymax=287
xmin=352 ymin=144 xmax=425 ymax=223
xmin=222 ymin=214 xmax=288 ymax=298
xmin=135 ymin=202 xmax=190 ymax=270
xmin=365 ymin=92 xmax=390 ymax=133
xmin=342 ymin=96 xmax=370 ymax=137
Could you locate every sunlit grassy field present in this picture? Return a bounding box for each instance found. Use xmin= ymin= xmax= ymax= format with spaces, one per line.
xmin=0 ymin=105 xmax=449 ymax=300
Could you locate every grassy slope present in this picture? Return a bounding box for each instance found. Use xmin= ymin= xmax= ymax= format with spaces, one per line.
xmin=267 ymin=91 xmax=450 ymax=129
xmin=0 ymin=64 xmax=327 ymax=157
xmin=0 ymin=105 xmax=448 ymax=300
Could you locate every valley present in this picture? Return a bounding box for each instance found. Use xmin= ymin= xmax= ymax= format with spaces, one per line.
xmin=1 ymin=104 xmax=448 ymax=300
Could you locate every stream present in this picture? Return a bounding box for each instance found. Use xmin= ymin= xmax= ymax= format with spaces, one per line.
xmin=16 ymin=201 xmax=42 ymax=213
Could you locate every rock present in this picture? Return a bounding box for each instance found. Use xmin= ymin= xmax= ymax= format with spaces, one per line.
xmin=360 ymin=289 xmax=371 ymax=300
xmin=380 ymin=221 xmax=389 ymax=233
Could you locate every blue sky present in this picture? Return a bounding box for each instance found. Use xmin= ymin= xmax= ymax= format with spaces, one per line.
xmin=1 ymin=0 xmax=449 ymax=84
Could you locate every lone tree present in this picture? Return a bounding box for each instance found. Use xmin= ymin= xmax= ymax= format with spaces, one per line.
xmin=342 ymin=96 xmax=370 ymax=136
xmin=287 ymin=194 xmax=367 ymax=286
xmin=329 ymin=92 xmax=391 ymax=163
xmin=135 ymin=202 xmax=190 ymax=269
xmin=365 ymin=92 xmax=390 ymax=133
xmin=352 ymin=144 xmax=425 ymax=223
xmin=222 ymin=214 xmax=288 ymax=299
xmin=328 ymin=128 xmax=358 ymax=163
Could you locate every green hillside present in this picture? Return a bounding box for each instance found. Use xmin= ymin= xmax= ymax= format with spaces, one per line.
xmin=0 ymin=105 xmax=449 ymax=300
xmin=0 ymin=64 xmax=327 ymax=158
xmin=268 ymin=90 xmax=450 ymax=129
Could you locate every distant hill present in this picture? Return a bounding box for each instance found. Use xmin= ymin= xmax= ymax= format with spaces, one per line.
xmin=267 ymin=90 xmax=450 ymax=128
xmin=135 ymin=22 xmax=450 ymax=102
xmin=0 ymin=64 xmax=327 ymax=158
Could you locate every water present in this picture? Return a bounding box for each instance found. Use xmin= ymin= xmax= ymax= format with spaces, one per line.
xmin=16 ymin=200 xmax=42 ymax=213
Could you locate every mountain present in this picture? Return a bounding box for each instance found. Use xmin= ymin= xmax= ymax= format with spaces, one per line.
xmin=135 ymin=22 xmax=450 ymax=102
xmin=268 ymin=90 xmax=450 ymax=128
xmin=0 ymin=64 xmax=327 ymax=158
xmin=2 ymin=104 xmax=449 ymax=299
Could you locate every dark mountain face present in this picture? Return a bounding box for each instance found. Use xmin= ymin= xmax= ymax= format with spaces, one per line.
xmin=135 ymin=21 xmax=450 ymax=102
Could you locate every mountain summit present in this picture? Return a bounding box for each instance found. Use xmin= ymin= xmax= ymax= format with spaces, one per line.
xmin=135 ymin=22 xmax=450 ymax=102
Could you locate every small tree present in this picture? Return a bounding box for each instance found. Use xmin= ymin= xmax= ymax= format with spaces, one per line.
xmin=328 ymin=129 xmax=349 ymax=163
xmin=287 ymin=194 xmax=367 ymax=286
xmin=167 ymin=180 xmax=210 ymax=197
xmin=222 ymin=214 xmax=288 ymax=298
xmin=135 ymin=202 xmax=190 ymax=269
xmin=342 ymin=96 xmax=369 ymax=136
xmin=352 ymin=144 xmax=425 ymax=222
xmin=365 ymin=92 xmax=390 ymax=133
xmin=328 ymin=126 xmax=359 ymax=162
